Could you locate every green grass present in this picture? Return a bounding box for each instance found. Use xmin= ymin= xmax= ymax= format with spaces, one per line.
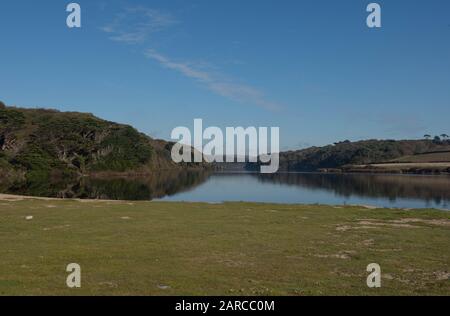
xmin=0 ymin=200 xmax=449 ymax=296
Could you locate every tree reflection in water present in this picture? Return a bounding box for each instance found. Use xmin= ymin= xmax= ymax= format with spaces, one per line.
xmin=2 ymin=170 xmax=211 ymax=200
xmin=255 ymin=173 xmax=450 ymax=206
xmin=1 ymin=172 xmax=449 ymax=208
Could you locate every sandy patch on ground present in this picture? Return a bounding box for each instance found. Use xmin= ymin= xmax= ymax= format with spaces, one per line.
xmin=43 ymin=224 xmax=71 ymax=231
xmin=390 ymin=218 xmax=450 ymax=227
xmin=0 ymin=193 xmax=130 ymax=203
xmin=336 ymin=217 xmax=450 ymax=232
xmin=313 ymin=250 xmax=356 ymax=260
xmin=0 ymin=194 xmax=29 ymax=201
xmin=361 ymin=239 xmax=375 ymax=246
xmin=357 ymin=220 xmax=419 ymax=229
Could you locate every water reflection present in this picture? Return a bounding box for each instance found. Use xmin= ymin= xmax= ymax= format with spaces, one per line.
xmin=255 ymin=173 xmax=450 ymax=207
xmin=161 ymin=172 xmax=450 ymax=209
xmin=1 ymin=170 xmax=210 ymax=200
xmin=1 ymin=171 xmax=449 ymax=209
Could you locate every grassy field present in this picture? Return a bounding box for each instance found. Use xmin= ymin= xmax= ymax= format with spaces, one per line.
xmin=392 ymin=151 xmax=450 ymax=163
xmin=347 ymin=162 xmax=450 ymax=173
xmin=343 ymin=151 xmax=450 ymax=174
xmin=0 ymin=197 xmax=449 ymax=296
xmin=369 ymin=162 xmax=450 ymax=169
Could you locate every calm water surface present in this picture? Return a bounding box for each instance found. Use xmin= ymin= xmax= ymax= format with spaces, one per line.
xmin=2 ymin=171 xmax=449 ymax=209
xmin=160 ymin=173 xmax=450 ymax=210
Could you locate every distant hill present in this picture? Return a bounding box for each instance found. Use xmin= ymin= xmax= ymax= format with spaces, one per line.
xmin=260 ymin=139 xmax=450 ymax=172
xmin=0 ymin=104 xmax=200 ymax=181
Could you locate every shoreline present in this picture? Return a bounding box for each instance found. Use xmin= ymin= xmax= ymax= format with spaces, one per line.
xmin=1 ymin=193 xmax=449 ymax=211
xmin=0 ymin=193 xmax=129 ymax=203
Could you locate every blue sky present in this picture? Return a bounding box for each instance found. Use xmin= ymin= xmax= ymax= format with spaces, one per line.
xmin=1 ymin=0 xmax=449 ymax=150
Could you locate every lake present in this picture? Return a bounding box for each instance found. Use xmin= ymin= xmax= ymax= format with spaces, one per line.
xmin=2 ymin=171 xmax=449 ymax=210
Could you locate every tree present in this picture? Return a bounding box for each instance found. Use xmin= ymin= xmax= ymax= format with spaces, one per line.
xmin=0 ymin=101 xmax=5 ymax=109
xmin=424 ymin=134 xmax=431 ymax=140
xmin=441 ymin=134 xmax=449 ymax=140
xmin=433 ymin=136 xmax=442 ymax=144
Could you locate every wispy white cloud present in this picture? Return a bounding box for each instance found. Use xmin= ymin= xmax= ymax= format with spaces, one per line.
xmin=145 ymin=50 xmax=212 ymax=82
xmin=103 ymin=6 xmax=281 ymax=111
xmin=101 ymin=7 xmax=177 ymax=44
xmin=145 ymin=49 xmax=281 ymax=111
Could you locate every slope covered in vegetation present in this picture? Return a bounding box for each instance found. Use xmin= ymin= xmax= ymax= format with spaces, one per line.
xmin=272 ymin=139 xmax=450 ymax=172
xmin=0 ymin=104 xmax=187 ymax=181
